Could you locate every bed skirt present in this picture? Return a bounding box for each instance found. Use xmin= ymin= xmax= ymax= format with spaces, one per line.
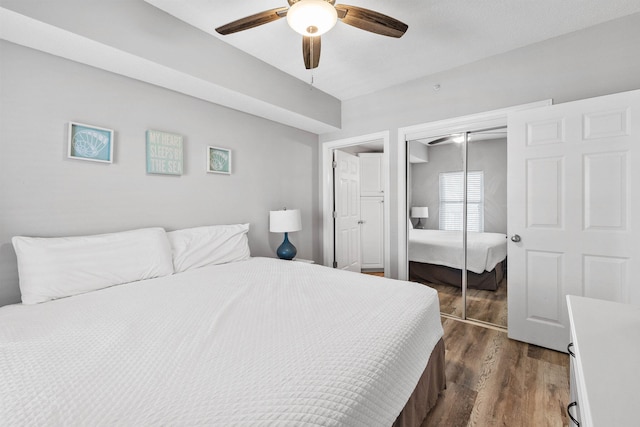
xmin=409 ymin=259 xmax=506 ymax=291
xmin=393 ymin=338 xmax=446 ymax=427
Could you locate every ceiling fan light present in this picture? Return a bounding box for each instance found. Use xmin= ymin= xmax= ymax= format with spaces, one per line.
xmin=287 ymin=0 xmax=338 ymax=37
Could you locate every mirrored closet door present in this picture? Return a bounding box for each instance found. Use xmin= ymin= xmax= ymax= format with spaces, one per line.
xmin=407 ymin=128 xmax=508 ymax=328
xmin=408 ymin=137 xmax=464 ymax=319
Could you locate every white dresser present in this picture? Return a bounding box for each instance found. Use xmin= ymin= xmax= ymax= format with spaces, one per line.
xmin=566 ymin=295 xmax=640 ymax=426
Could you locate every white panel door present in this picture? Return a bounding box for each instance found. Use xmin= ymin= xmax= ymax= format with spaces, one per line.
xmin=508 ymin=89 xmax=640 ymax=352
xmin=360 ymin=196 xmax=384 ymax=269
xmin=335 ymin=150 xmax=361 ymax=272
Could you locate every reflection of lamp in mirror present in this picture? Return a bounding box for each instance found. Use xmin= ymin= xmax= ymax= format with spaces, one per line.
xmin=411 ymin=207 xmax=429 ymax=229
xmin=269 ymin=208 xmax=302 ymax=260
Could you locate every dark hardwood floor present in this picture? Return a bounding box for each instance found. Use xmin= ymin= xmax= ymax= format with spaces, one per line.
xmin=423 ymin=318 xmax=570 ymax=427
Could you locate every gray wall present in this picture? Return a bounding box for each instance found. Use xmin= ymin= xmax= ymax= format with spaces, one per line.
xmin=321 ymin=13 xmax=640 ymax=277
xmin=0 ymin=41 xmax=320 ymax=306
xmin=0 ymin=0 xmax=341 ymax=132
xmin=410 ymin=139 xmax=507 ymax=233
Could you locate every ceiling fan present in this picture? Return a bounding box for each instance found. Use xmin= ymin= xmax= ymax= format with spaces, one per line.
xmin=215 ymin=0 xmax=408 ymax=69
xmin=426 ymin=130 xmax=508 ymax=146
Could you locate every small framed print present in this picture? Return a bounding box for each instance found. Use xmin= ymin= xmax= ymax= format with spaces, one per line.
xmin=146 ymin=130 xmax=183 ymax=175
xmin=68 ymin=122 xmax=113 ymax=163
xmin=207 ymin=146 xmax=232 ymax=175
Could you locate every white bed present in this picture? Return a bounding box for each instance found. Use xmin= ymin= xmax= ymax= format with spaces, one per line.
xmin=0 ymin=255 xmax=444 ymax=426
xmin=408 ymin=229 xmax=507 ymax=291
xmin=409 ymin=229 xmax=507 ymax=274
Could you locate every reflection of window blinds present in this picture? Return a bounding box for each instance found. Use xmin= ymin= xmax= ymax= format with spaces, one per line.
xmin=439 ymin=171 xmax=484 ymax=232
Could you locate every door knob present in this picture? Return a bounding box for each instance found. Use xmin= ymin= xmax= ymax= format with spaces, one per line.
xmin=357 ymin=220 xmax=364 ymax=224
xmin=511 ymin=234 xmax=521 ymax=243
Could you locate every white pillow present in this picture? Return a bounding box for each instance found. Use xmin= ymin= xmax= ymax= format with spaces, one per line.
xmin=12 ymin=227 xmax=174 ymax=305
xmin=167 ymin=224 xmax=250 ymax=273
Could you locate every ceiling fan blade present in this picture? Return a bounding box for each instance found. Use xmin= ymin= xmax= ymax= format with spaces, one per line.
xmin=427 ymin=136 xmax=454 ymax=146
xmin=215 ymin=7 xmax=288 ymax=35
xmin=303 ymin=36 xmax=321 ymax=69
xmin=335 ymin=4 xmax=408 ymax=38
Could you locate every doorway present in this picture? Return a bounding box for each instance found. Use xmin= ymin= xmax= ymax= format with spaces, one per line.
xmin=321 ymin=132 xmax=391 ymax=276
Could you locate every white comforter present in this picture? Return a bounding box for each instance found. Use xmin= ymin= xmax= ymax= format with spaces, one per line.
xmin=0 ymin=257 xmax=443 ymax=426
xmin=409 ymin=229 xmax=507 ymax=274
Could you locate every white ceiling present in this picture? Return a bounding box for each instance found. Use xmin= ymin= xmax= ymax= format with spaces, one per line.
xmin=145 ymin=0 xmax=640 ymax=101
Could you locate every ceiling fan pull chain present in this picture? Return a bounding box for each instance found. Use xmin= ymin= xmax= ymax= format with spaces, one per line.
xmin=310 ymin=41 xmax=315 ymax=89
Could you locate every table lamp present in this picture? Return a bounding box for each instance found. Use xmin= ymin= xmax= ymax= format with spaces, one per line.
xmin=411 ymin=206 xmax=429 ymax=229
xmin=269 ymin=208 xmax=302 ymax=260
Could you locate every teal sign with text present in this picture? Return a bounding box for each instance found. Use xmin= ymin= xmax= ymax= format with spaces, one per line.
xmin=146 ymin=130 xmax=183 ymax=175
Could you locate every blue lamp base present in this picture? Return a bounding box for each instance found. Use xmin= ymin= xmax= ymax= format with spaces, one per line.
xmin=277 ymin=232 xmax=297 ymax=260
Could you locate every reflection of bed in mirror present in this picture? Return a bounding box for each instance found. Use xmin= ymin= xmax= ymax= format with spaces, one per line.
xmin=409 ymin=229 xmax=507 ymax=291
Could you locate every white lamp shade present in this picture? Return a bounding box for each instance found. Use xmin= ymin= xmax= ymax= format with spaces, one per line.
xmin=286 ymin=0 xmax=338 ymax=36
xmin=270 ymin=209 xmax=302 ymax=233
xmin=411 ymin=207 xmax=429 ymax=218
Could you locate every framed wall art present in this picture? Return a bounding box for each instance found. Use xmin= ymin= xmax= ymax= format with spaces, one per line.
xmin=207 ymin=146 xmax=232 ymax=175
xmin=146 ymin=130 xmax=183 ymax=175
xmin=68 ymin=122 xmax=113 ymax=163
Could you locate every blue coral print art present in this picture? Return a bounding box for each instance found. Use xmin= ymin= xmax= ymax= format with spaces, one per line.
xmin=207 ymin=146 xmax=231 ymax=174
xmin=68 ymin=122 xmax=113 ymax=163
